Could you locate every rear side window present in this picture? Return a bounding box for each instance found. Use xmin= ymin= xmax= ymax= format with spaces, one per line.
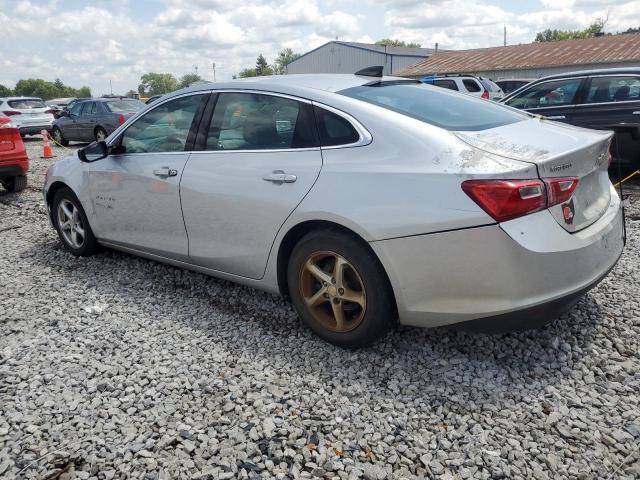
xmin=463 ymin=79 xmax=481 ymax=92
xmin=433 ymin=79 xmax=458 ymax=91
xmin=584 ymin=76 xmax=640 ymax=103
xmin=8 ymin=99 xmax=46 ymax=109
xmin=314 ymin=107 xmax=360 ymax=147
xmin=340 ymin=83 xmax=526 ymax=131
xmin=205 ymin=92 xmax=317 ymax=151
xmin=81 ymin=102 xmax=96 ymax=115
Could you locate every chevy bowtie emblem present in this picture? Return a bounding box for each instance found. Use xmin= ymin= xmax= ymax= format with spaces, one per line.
xmin=562 ymin=199 xmax=575 ymax=224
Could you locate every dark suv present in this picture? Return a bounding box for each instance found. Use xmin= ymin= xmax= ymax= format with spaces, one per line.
xmin=52 ymin=97 xmax=145 ymax=145
xmin=501 ymin=68 xmax=640 ymax=166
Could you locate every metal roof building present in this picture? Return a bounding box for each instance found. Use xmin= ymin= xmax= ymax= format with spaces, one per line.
xmin=399 ymin=33 xmax=640 ymax=80
xmin=285 ymin=41 xmax=437 ymax=76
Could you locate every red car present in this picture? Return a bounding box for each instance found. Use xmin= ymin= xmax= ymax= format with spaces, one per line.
xmin=0 ymin=114 xmax=28 ymax=192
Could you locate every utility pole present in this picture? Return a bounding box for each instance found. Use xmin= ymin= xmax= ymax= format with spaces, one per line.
xmin=194 ymin=65 xmax=199 ymax=75
xmin=109 ymin=79 xmax=113 ymax=95
xmin=212 ymin=62 xmax=216 ymax=82
xmin=504 ymin=24 xmax=507 ymax=47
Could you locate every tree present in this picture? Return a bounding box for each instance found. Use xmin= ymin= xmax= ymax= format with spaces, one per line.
xmin=375 ymin=38 xmax=422 ymax=48
xmin=137 ymin=73 xmax=179 ymax=96
xmin=534 ymin=18 xmax=607 ymax=42
xmin=77 ymin=86 xmax=92 ymax=98
xmin=0 ymin=84 xmax=12 ymax=96
xmin=238 ymin=68 xmax=257 ymax=78
xmin=11 ymin=78 xmax=90 ymax=100
xmin=273 ymin=48 xmax=301 ymax=74
xmin=255 ymin=54 xmax=273 ymax=76
xmin=178 ymin=73 xmax=203 ymax=89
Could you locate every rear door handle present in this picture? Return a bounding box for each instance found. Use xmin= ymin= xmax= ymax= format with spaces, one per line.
xmin=263 ymin=170 xmax=297 ymax=184
xmin=153 ymin=167 xmax=178 ymax=177
xmin=633 ymin=111 xmax=640 ymax=115
xmin=546 ymin=115 xmax=566 ymax=120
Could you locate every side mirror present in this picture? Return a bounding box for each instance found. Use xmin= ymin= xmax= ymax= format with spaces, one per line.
xmin=78 ymin=141 xmax=108 ymax=162
xmin=59 ymin=110 xmax=69 ymax=117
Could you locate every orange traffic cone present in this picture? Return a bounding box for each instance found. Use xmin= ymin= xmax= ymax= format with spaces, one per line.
xmin=41 ymin=130 xmax=54 ymax=159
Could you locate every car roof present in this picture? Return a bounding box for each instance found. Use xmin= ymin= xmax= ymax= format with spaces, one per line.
xmin=0 ymin=96 xmax=44 ymax=101
xmin=173 ymin=74 xmax=414 ymax=101
xmin=534 ymin=67 xmax=640 ymax=81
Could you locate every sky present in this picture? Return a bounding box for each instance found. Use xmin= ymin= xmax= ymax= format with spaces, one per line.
xmin=1 ymin=0 xmax=639 ymax=95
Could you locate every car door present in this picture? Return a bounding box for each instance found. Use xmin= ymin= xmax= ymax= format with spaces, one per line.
xmin=180 ymin=91 xmax=322 ymax=279
xmin=76 ymin=102 xmax=96 ymax=141
xmin=503 ymin=77 xmax=586 ymax=123
xmin=87 ymin=92 xmax=208 ymax=259
xmin=61 ymin=101 xmax=83 ymax=140
xmin=571 ymin=75 xmax=640 ymax=162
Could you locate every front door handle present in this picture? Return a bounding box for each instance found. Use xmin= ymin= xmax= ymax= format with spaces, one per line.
xmin=263 ymin=170 xmax=297 ymax=184
xmin=633 ymin=111 xmax=640 ymax=115
xmin=546 ymin=115 xmax=566 ymax=120
xmin=153 ymin=167 xmax=178 ymax=177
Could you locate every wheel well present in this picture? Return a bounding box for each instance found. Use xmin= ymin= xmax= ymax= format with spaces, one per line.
xmin=276 ymin=220 xmax=398 ymax=314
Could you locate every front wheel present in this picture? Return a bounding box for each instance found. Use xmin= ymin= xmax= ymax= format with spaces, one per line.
xmin=52 ymin=127 xmax=69 ymax=146
xmin=52 ymin=187 xmax=98 ymax=256
xmin=287 ymin=229 xmax=396 ymax=348
xmin=1 ymin=175 xmax=27 ymax=192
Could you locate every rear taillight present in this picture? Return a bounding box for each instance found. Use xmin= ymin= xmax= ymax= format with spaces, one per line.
xmin=544 ymin=177 xmax=579 ymax=206
xmin=118 ymin=114 xmax=125 ymax=125
xmin=0 ymin=116 xmax=13 ymax=128
xmin=2 ymin=110 xmax=20 ymax=116
xmin=481 ymin=90 xmax=489 ymax=99
xmin=462 ymin=177 xmax=579 ymax=222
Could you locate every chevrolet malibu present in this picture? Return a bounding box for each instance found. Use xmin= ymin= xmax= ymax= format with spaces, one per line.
xmin=43 ymin=74 xmax=624 ymax=347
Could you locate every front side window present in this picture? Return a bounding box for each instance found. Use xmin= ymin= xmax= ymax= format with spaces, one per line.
xmin=505 ymin=78 xmax=582 ymax=109
xmin=584 ymin=76 xmax=640 ymax=104
xmin=463 ymin=79 xmax=481 ymax=93
xmin=68 ymin=102 xmax=83 ymax=116
xmin=340 ymin=82 xmax=526 ymax=131
xmin=433 ymin=79 xmax=458 ymax=91
xmin=205 ymin=92 xmax=316 ymax=151
xmin=121 ymin=94 xmax=204 ymax=154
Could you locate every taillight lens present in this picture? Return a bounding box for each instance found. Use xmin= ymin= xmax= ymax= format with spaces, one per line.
xmin=2 ymin=110 xmax=20 ymax=116
xmin=481 ymin=90 xmax=489 ymax=99
xmin=118 ymin=114 xmax=125 ymax=125
xmin=462 ymin=179 xmax=546 ymax=222
xmin=462 ymin=177 xmax=579 ymax=222
xmin=544 ymin=177 xmax=579 ymax=206
xmin=0 ymin=116 xmax=13 ymax=128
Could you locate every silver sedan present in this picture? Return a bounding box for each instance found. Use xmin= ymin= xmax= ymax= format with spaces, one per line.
xmin=43 ymin=74 xmax=624 ymax=347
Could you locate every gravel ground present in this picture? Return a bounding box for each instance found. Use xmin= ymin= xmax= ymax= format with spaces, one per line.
xmin=1 ymin=137 xmax=639 ymax=479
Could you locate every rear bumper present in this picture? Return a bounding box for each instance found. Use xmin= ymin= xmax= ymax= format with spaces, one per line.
xmin=19 ymin=125 xmax=53 ymax=135
xmin=371 ymin=185 xmax=624 ymax=329
xmin=0 ymin=164 xmax=27 ymax=178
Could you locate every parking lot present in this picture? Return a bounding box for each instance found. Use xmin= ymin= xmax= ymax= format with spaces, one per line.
xmin=1 ymin=137 xmax=639 ymax=479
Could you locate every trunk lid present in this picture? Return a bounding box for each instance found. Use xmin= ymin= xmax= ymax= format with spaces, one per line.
xmin=455 ymin=117 xmax=613 ymax=232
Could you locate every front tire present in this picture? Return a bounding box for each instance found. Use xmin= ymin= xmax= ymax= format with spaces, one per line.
xmin=1 ymin=175 xmax=27 ymax=192
xmin=52 ymin=127 xmax=69 ymax=146
xmin=287 ymin=229 xmax=396 ymax=348
xmin=52 ymin=187 xmax=98 ymax=256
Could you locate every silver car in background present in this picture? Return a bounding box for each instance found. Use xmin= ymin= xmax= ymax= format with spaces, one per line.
xmin=43 ymin=74 xmax=624 ymax=347
xmin=0 ymin=96 xmax=54 ymax=135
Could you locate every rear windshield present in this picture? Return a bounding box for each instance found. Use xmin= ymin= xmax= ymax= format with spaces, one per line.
xmin=480 ymin=78 xmax=501 ymax=92
xmin=339 ymin=83 xmax=526 ymax=131
xmin=8 ymin=99 xmax=46 ymax=109
xmin=104 ymin=99 xmax=144 ymax=113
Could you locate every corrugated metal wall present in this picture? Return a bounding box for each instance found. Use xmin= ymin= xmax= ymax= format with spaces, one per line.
xmin=454 ymin=61 xmax=640 ymax=81
xmin=285 ymin=43 xmax=427 ymax=75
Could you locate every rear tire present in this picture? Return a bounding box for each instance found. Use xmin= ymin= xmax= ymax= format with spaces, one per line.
xmin=51 ymin=187 xmax=98 ymax=257
xmin=287 ymin=229 xmax=396 ymax=348
xmin=95 ymin=127 xmax=107 ymax=142
xmin=1 ymin=175 xmax=27 ymax=192
xmin=52 ymin=127 xmax=69 ymax=146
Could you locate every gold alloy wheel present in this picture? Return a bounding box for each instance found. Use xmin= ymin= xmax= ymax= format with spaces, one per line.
xmin=299 ymin=251 xmax=367 ymax=333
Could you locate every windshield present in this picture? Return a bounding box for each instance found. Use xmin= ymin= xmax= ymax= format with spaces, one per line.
xmin=339 ymin=83 xmax=526 ymax=131
xmin=105 ymin=99 xmax=144 ymax=113
xmin=8 ymin=99 xmax=46 ymax=109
